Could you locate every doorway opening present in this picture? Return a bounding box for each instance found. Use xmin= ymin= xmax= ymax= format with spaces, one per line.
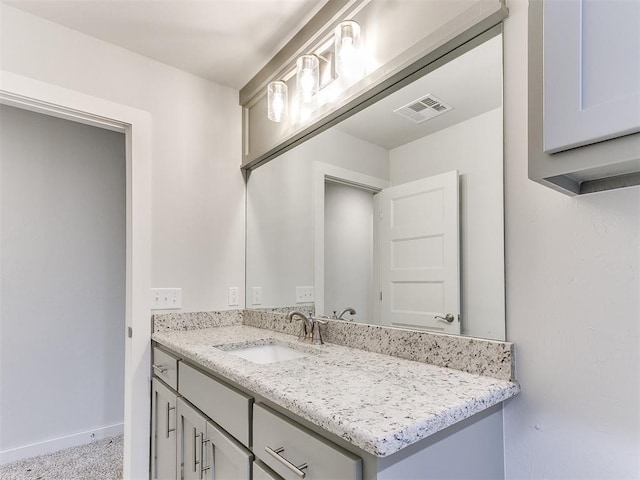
xmin=0 ymin=71 xmax=152 ymax=479
xmin=324 ymin=180 xmax=376 ymax=323
xmin=0 ymin=105 xmax=126 ymax=472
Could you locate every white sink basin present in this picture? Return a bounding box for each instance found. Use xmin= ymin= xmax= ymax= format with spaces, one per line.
xmin=225 ymin=343 xmax=310 ymax=364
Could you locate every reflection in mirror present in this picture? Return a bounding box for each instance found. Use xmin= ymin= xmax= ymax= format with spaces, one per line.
xmin=246 ymin=32 xmax=505 ymax=340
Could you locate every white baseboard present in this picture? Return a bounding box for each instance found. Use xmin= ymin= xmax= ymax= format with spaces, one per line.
xmin=0 ymin=423 xmax=124 ymax=465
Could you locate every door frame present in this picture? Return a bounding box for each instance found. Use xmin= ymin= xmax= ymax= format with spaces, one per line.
xmin=1 ymin=70 xmax=152 ymax=479
xmin=312 ymin=162 xmax=388 ymax=317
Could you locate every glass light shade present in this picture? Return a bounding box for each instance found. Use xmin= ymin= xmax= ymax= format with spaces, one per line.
xmin=296 ymin=55 xmax=320 ymax=104
xmin=335 ymin=20 xmax=363 ymax=79
xmin=267 ymin=81 xmax=288 ymax=122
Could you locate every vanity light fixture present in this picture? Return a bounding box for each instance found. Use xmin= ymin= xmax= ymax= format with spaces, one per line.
xmin=334 ymin=20 xmax=363 ymax=80
xmin=266 ymin=20 xmax=365 ymax=123
xmin=267 ymin=81 xmax=288 ymax=123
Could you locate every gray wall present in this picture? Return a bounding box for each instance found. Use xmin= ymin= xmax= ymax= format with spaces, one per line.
xmin=0 ymin=105 xmax=126 ymax=453
xmin=245 ymin=127 xmax=388 ymax=309
xmin=324 ymin=182 xmax=374 ymax=322
xmin=503 ymin=1 xmax=640 ymax=477
xmin=1 ymin=3 xmax=244 ymax=314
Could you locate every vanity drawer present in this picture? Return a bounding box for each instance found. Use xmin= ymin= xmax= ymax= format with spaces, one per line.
xmin=152 ymin=347 xmax=179 ymax=390
xmin=178 ymin=362 xmax=253 ymax=446
xmin=253 ymin=403 xmax=362 ymax=480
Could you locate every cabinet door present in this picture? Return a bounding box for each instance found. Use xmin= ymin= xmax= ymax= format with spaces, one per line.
xmin=152 ymin=378 xmax=177 ymax=480
xmin=253 ymin=461 xmax=284 ymax=480
xmin=204 ymin=420 xmax=253 ymax=480
xmin=177 ymin=399 xmax=208 ymax=480
xmin=543 ymin=0 xmax=640 ymax=153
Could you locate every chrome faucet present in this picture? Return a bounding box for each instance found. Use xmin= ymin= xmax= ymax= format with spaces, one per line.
xmin=335 ymin=307 xmax=356 ymax=320
xmin=287 ymin=310 xmax=312 ymax=341
xmin=287 ymin=311 xmax=327 ymax=345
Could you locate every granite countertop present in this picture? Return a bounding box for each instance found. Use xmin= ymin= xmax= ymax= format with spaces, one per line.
xmin=152 ymin=325 xmax=520 ymax=458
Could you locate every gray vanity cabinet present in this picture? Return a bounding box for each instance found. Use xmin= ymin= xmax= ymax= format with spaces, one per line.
xmin=176 ymin=398 xmax=208 ymax=480
xmin=154 ymin=344 xmax=505 ymax=480
xmin=152 ymin=347 xmax=180 ymax=480
xmin=178 ymin=362 xmax=253 ymax=447
xmin=151 ymin=378 xmax=178 ymax=480
xmin=253 ymin=461 xmax=283 ymax=480
xmin=253 ymin=403 xmax=362 ymax=480
xmin=176 ymin=397 xmax=254 ymax=480
xmin=204 ymin=418 xmax=253 ymax=479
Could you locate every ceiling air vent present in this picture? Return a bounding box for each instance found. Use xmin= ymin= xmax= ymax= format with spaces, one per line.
xmin=393 ymin=94 xmax=453 ymax=124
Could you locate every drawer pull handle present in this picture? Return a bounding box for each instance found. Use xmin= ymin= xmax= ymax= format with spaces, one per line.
xmin=152 ymin=364 xmax=168 ymax=374
xmin=265 ymin=446 xmax=308 ymax=478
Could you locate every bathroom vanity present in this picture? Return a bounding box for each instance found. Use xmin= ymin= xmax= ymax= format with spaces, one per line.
xmin=150 ymin=314 xmax=519 ymax=480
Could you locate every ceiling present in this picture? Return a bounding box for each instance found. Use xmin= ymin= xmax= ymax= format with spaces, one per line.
xmin=4 ymin=0 xmax=327 ymax=90
xmin=335 ymin=34 xmax=503 ymax=150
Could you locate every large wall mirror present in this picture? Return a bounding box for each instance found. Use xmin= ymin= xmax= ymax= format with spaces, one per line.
xmin=246 ymin=29 xmax=505 ymax=341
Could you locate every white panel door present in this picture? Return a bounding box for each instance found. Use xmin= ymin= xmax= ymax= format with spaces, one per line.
xmin=543 ymin=0 xmax=640 ymax=153
xmin=378 ymin=171 xmax=460 ymax=334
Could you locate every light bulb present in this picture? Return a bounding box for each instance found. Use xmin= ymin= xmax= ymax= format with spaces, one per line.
xmin=296 ymin=55 xmax=319 ymax=105
xmin=267 ymin=81 xmax=288 ymax=123
xmin=335 ymin=20 xmax=363 ymax=80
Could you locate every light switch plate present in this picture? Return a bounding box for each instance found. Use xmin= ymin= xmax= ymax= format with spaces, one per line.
xmin=151 ymin=288 xmax=182 ymax=310
xmin=296 ymin=286 xmax=314 ymax=303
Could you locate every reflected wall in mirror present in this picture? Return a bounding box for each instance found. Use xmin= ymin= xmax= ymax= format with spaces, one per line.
xmin=246 ymin=32 xmax=505 ymax=340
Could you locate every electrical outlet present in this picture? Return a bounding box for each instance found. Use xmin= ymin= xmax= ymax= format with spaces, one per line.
xmin=151 ymin=288 xmax=182 ymax=310
xmin=252 ymin=287 xmax=262 ymax=305
xmin=296 ymin=286 xmax=314 ymax=303
xmin=228 ymin=287 xmax=240 ymax=306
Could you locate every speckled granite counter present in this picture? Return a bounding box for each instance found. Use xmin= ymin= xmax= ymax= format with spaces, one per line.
xmin=152 ymin=325 xmax=520 ymax=458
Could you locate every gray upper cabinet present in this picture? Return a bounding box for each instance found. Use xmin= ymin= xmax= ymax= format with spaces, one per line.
xmin=543 ymin=0 xmax=639 ymax=154
xmin=529 ymin=0 xmax=640 ymax=195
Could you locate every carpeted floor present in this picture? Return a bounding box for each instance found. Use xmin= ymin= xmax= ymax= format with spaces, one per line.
xmin=0 ymin=434 xmax=123 ymax=480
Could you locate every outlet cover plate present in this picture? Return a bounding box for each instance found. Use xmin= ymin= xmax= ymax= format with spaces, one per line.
xmin=252 ymin=287 xmax=263 ymax=305
xmin=228 ymin=287 xmax=240 ymax=306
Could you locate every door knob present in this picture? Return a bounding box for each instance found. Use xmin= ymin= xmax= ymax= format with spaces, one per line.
xmin=435 ymin=313 xmax=455 ymax=323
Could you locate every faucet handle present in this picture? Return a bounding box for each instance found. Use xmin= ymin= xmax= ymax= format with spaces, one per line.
xmin=311 ymin=319 xmax=328 ymax=345
xmin=297 ymin=321 xmax=308 ymax=341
